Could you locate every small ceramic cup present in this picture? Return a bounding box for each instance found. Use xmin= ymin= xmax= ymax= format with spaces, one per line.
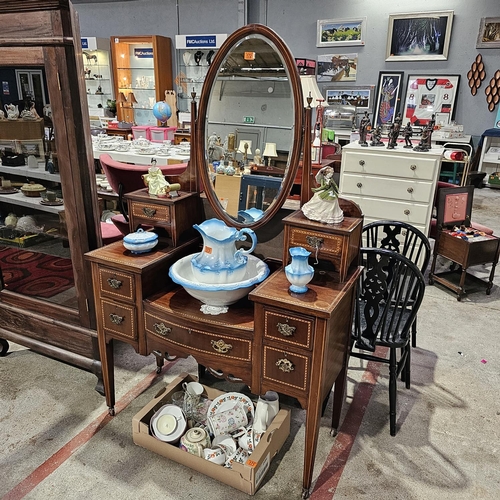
xmin=45 ymin=191 xmax=57 ymax=202
xmin=224 ymin=447 xmax=249 ymax=469
xmin=203 ymin=446 xmax=226 ymax=465
xmin=207 ymin=403 xmax=248 ymax=436
xmin=1 ymin=179 xmax=11 ymax=189
xmin=212 ymin=434 xmax=237 ymax=457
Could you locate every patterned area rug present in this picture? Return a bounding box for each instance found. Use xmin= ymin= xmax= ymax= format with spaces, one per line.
xmin=0 ymin=246 xmax=74 ymax=298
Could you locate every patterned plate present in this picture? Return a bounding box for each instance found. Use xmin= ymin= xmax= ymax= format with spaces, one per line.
xmin=207 ymin=392 xmax=255 ymax=424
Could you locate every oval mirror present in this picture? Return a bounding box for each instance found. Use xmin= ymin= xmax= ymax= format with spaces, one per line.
xmin=195 ymin=24 xmax=303 ymax=229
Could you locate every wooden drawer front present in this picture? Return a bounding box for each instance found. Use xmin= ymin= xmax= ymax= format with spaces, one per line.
xmin=344 ymin=195 xmax=430 ymax=226
xmin=341 ymin=173 xmax=434 ymax=203
xmin=343 ymin=151 xmax=437 ymax=181
xmin=98 ymin=268 xmax=135 ymax=302
xmin=264 ymin=309 xmax=313 ymax=350
xmin=145 ymin=313 xmax=251 ymax=362
xmin=101 ymin=299 xmax=137 ymax=340
xmin=363 ymin=216 xmax=426 ymax=235
xmin=263 ymin=346 xmax=310 ymax=393
xmin=289 ymin=227 xmax=343 ymax=257
xmin=131 ymin=202 xmax=171 ymax=223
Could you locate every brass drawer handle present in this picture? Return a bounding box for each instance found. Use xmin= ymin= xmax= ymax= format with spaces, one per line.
xmin=404 ymin=209 xmax=410 ymax=215
xmin=410 ymin=164 xmax=417 ymax=171
xmin=356 ymin=182 xmax=362 ymax=188
xmin=407 ymin=187 xmax=414 ymax=193
xmin=109 ymin=313 xmax=124 ymax=325
xmin=306 ymin=235 xmax=323 ymax=248
xmin=107 ymin=277 xmax=122 ymax=289
xmin=154 ymin=323 xmax=172 ymax=336
xmin=277 ymin=322 xmax=296 ymax=337
xmin=211 ymin=339 xmax=233 ymax=354
xmin=359 ymin=160 xmax=365 ymax=166
xmin=142 ymin=207 xmax=156 ymax=217
xmin=276 ymin=358 xmax=294 ymax=373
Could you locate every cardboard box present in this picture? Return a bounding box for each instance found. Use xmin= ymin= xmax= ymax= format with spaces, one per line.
xmin=132 ymin=373 xmax=291 ymax=495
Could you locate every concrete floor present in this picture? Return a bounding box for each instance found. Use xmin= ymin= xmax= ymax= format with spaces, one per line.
xmin=1 ymin=187 xmax=499 ymax=500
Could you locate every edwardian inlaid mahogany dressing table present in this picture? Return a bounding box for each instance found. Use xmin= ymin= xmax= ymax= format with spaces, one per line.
xmin=85 ymin=24 xmax=361 ymax=499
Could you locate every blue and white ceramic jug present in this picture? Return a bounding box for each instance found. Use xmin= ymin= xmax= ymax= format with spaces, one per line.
xmin=284 ymin=246 xmax=314 ymax=293
xmin=191 ymin=218 xmax=257 ymax=284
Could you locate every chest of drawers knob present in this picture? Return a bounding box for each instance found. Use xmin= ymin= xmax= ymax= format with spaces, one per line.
xmin=277 ymin=322 xmax=296 ymax=337
xmin=276 ymin=357 xmax=295 ymax=373
xmin=356 ymin=182 xmax=363 ymax=188
xmin=407 ymin=187 xmax=414 ymax=193
xmin=109 ymin=313 xmax=124 ymax=325
xmin=410 ymin=164 xmax=417 ymax=171
xmin=154 ymin=323 xmax=172 ymax=336
xmin=404 ymin=209 xmax=410 ymax=215
xmin=210 ymin=339 xmax=233 ymax=354
xmin=359 ymin=160 xmax=365 ymax=166
xmin=107 ymin=277 xmax=122 ymax=289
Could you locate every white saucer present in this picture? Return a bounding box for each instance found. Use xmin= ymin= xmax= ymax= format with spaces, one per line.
xmin=150 ymin=404 xmax=187 ymax=442
xmin=207 ymin=392 xmax=255 ymax=424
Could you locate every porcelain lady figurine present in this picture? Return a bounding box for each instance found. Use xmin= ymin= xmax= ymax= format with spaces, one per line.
xmin=284 ymin=247 xmax=314 ymax=294
xmin=142 ymin=164 xmax=169 ymax=196
xmin=301 ymin=166 xmax=344 ymax=224
xmin=191 ymin=218 xmax=257 ymax=284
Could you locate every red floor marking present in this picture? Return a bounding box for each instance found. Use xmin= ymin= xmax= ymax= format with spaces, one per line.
xmin=2 ymin=360 xmax=178 ymax=500
xmin=310 ymin=348 xmax=387 ymax=500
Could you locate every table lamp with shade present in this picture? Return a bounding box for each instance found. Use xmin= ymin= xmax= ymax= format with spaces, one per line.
xmin=237 ymin=139 xmax=252 ymax=165
xmin=263 ymin=142 xmax=278 ymax=167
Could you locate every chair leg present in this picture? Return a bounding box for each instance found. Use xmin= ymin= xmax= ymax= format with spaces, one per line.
xmin=405 ymin=343 xmax=411 ymax=390
xmin=411 ymin=318 xmax=417 ymax=348
xmin=389 ymin=348 xmax=397 ymax=436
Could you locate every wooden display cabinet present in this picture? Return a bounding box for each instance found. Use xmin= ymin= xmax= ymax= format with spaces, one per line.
xmin=0 ymin=1 xmax=103 ymax=383
xmin=110 ymin=35 xmax=173 ymax=125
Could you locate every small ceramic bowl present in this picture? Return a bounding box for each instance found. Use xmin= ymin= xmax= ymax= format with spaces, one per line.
xmin=150 ymin=404 xmax=187 ymax=443
xmin=123 ymin=229 xmax=158 ymax=254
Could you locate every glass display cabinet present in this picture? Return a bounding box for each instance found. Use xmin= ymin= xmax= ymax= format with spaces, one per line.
xmin=81 ymin=36 xmax=114 ymax=127
xmin=0 ymin=0 xmax=102 ymax=386
xmin=174 ymin=34 xmax=227 ymax=113
xmin=110 ymin=35 xmax=173 ymax=126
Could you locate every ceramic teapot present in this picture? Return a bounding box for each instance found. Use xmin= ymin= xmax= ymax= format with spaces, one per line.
xmin=4 ymin=103 xmax=19 ymax=120
xmin=191 ymin=218 xmax=257 ymax=284
xmin=179 ymin=427 xmax=211 ymax=457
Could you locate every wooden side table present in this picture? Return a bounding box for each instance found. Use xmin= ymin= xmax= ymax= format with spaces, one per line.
xmin=125 ymin=188 xmax=202 ymax=246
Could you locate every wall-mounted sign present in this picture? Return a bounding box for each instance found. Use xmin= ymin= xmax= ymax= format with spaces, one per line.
xmin=81 ymin=37 xmax=98 ymax=51
xmin=134 ymin=48 xmax=154 ymax=58
xmin=2 ymin=81 xmax=10 ymax=95
xmin=175 ymin=34 xmax=227 ymax=50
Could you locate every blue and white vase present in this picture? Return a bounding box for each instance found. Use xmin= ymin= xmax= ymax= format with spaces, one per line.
xmin=284 ymin=246 xmax=314 ymax=293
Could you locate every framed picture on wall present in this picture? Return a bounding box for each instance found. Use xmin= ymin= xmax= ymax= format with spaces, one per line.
xmin=373 ymin=71 xmax=404 ymax=127
xmin=18 ymin=139 xmax=45 ymax=159
xmin=317 ymin=54 xmax=358 ymax=82
xmin=402 ymin=74 xmax=460 ymax=127
xmin=476 ymin=17 xmax=500 ymax=48
xmin=316 ymin=18 xmax=366 ymax=47
xmin=324 ymin=85 xmax=374 ymax=110
xmin=386 ymin=11 xmax=454 ymax=61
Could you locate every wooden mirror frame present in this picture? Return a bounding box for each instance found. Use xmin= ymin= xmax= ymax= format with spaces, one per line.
xmin=195 ymin=24 xmax=304 ymax=230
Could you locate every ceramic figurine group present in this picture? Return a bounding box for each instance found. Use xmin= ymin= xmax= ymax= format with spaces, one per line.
xmin=358 ymin=111 xmax=436 ymax=151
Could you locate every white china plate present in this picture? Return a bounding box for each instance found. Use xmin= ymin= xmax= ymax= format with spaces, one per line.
xmin=150 ymin=404 xmax=186 ymax=442
xmin=207 ymin=392 xmax=255 ymax=424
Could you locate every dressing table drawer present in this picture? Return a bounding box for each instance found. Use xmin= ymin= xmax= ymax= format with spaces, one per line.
xmin=130 ymin=202 xmax=171 ymax=223
xmin=145 ymin=313 xmax=252 ymax=362
xmin=263 ymin=308 xmax=314 ymax=350
xmin=100 ymin=299 xmax=137 ymax=341
xmin=262 ymin=345 xmax=310 ymax=394
xmin=98 ymin=268 xmax=135 ymax=302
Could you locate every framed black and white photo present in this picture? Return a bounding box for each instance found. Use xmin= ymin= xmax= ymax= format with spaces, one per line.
xmin=402 ymin=74 xmax=460 ymax=127
xmin=317 ymin=18 xmax=366 ymax=47
xmin=18 ymin=139 xmax=45 ymax=159
xmin=373 ymin=71 xmax=404 ymax=127
xmin=317 ymin=54 xmax=358 ymax=82
xmin=386 ymin=11 xmax=454 ymax=61
xmin=324 ymin=86 xmax=374 ymax=111
xmin=476 ymin=17 xmax=500 ymax=49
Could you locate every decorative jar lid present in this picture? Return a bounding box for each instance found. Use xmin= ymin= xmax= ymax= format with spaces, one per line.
xmin=21 ymin=183 xmax=45 ymax=192
xmin=123 ymin=228 xmax=158 ymax=244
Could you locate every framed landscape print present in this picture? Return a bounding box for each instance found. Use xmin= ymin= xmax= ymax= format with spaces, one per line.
xmin=386 ymin=11 xmax=454 ymax=61
xmin=402 ymin=75 xmax=460 ymax=127
xmin=373 ymin=71 xmax=404 ymax=127
xmin=325 ymin=86 xmax=374 ymax=110
xmin=476 ymin=17 xmax=500 ymax=48
xmin=317 ymin=54 xmax=358 ymax=82
xmin=317 ymin=18 xmax=366 ymax=47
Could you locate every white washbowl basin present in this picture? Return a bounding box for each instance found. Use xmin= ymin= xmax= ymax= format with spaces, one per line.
xmin=169 ymin=254 xmax=269 ymax=314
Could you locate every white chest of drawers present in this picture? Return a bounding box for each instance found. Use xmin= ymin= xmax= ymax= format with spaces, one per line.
xmin=339 ymin=143 xmax=444 ymax=235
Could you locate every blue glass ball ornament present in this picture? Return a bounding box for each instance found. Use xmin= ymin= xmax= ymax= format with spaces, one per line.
xmin=152 ymin=101 xmax=172 ymax=124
